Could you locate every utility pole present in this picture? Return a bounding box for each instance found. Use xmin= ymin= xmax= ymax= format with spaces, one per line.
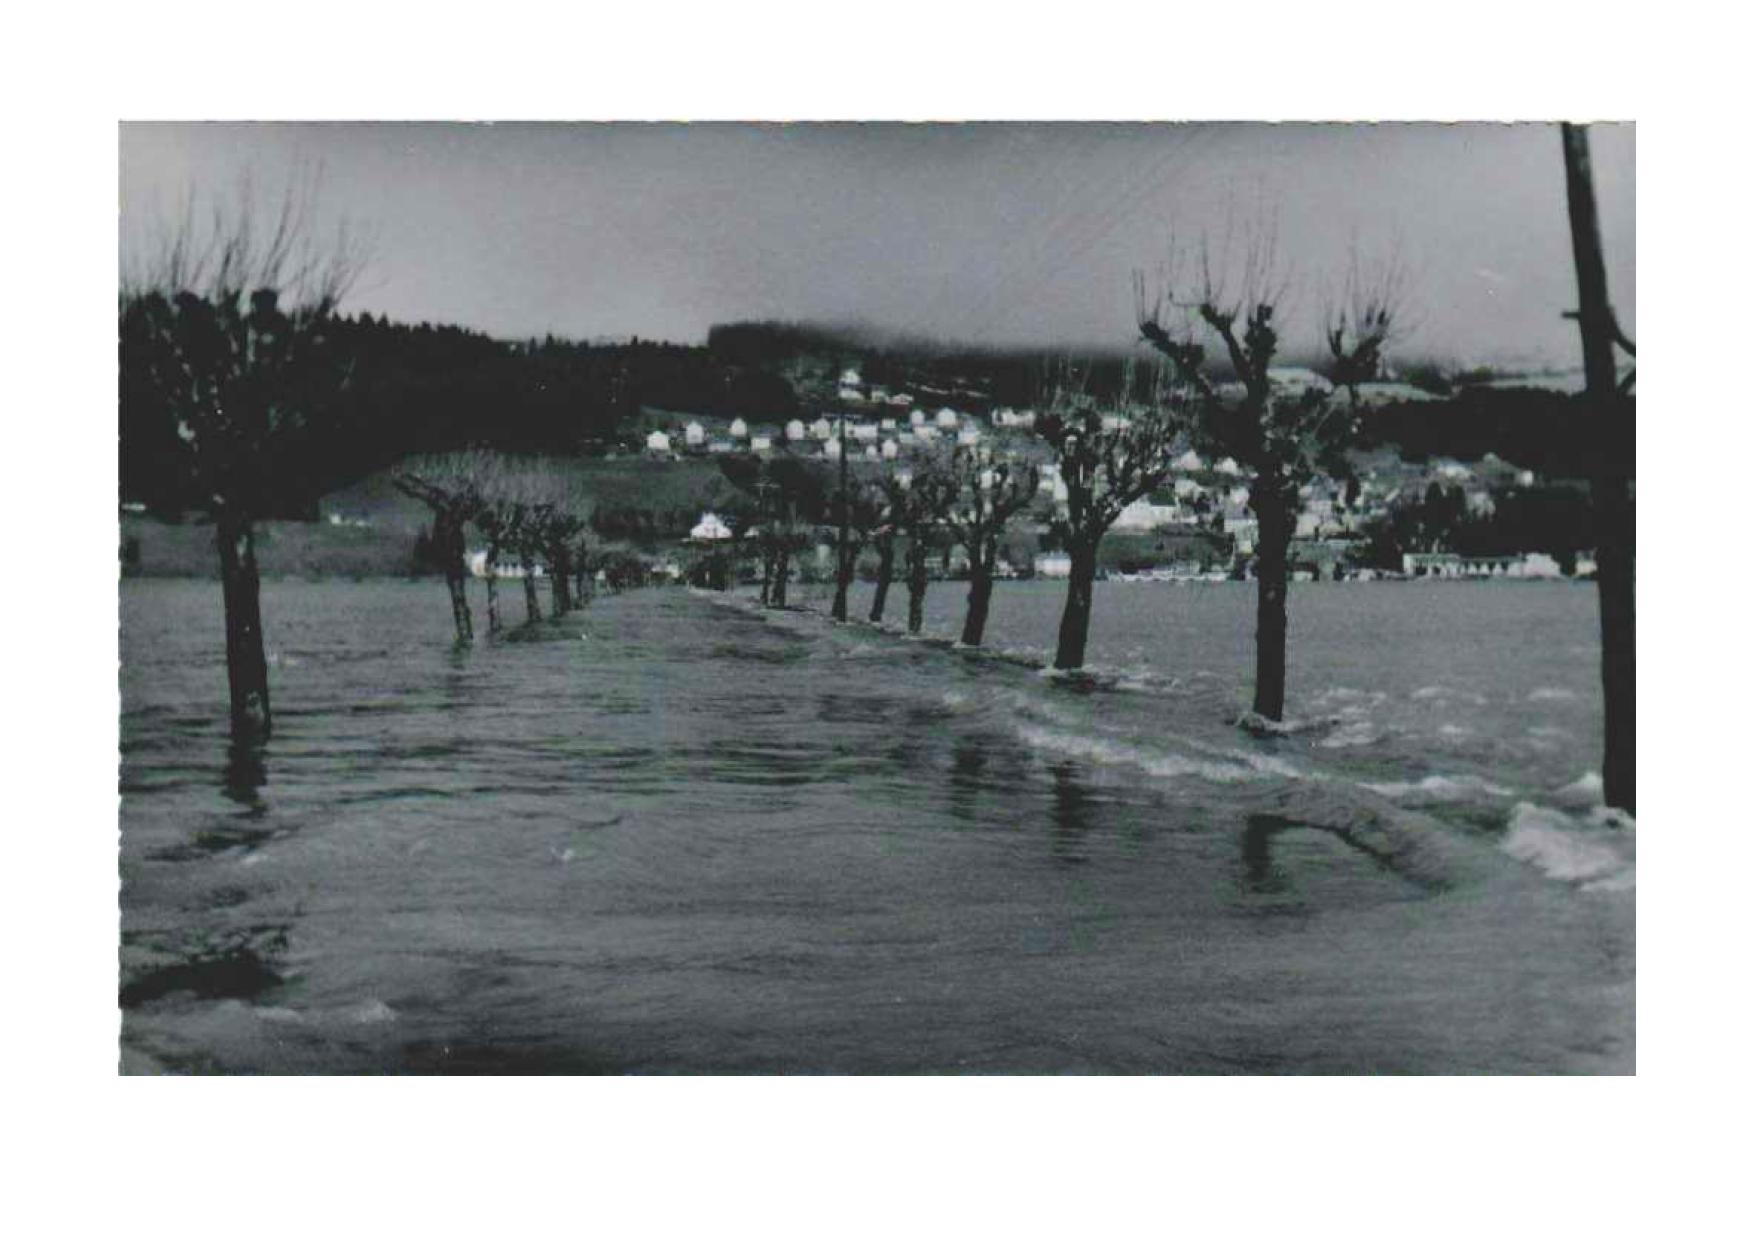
xmin=832 ymin=409 xmax=852 ymax=621
xmin=1561 ymin=122 xmax=1636 ymax=816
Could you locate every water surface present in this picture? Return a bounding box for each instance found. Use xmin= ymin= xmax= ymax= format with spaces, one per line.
xmin=119 ymin=577 xmax=1633 ymax=1073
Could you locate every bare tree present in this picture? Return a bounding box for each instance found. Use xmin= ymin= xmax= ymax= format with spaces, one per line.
xmin=892 ymin=457 xmax=959 ymax=635
xmin=1037 ymin=359 xmax=1188 ymax=671
xmin=394 ymin=451 xmax=493 ymax=644
xmin=1137 ymin=234 xmax=1401 ymax=720
xmin=941 ymin=445 xmax=1041 ymax=647
xmin=867 ymin=467 xmax=913 ymax=624
xmin=120 ymin=177 xmax=366 ymax=739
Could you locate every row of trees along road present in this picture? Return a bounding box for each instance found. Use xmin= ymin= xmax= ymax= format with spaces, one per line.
xmin=393 ymin=452 xmax=594 ymax=643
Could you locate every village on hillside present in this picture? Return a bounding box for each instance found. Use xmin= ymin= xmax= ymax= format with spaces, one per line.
xmin=539 ymin=357 xmax=1608 ymax=590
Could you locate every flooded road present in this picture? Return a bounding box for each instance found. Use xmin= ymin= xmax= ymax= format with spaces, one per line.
xmin=120 ymin=578 xmax=1632 ymax=1073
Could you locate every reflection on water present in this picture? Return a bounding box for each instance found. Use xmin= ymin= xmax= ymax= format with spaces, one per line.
xmin=120 ymin=579 xmax=1633 ymax=1074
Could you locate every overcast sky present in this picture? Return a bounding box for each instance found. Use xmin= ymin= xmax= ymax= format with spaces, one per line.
xmin=120 ymin=122 xmax=1633 ymax=368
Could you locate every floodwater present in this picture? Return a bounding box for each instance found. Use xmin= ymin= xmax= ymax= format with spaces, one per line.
xmin=119 ymin=576 xmax=1633 ymax=1073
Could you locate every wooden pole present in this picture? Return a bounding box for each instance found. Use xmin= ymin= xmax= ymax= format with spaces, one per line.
xmin=832 ymin=412 xmax=851 ymax=621
xmin=1561 ymin=122 xmax=1636 ymax=815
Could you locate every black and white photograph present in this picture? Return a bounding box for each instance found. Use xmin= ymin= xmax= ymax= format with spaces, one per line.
xmin=114 ymin=118 xmax=1637 ymax=1075
xmin=21 ymin=4 xmax=1754 ymax=1234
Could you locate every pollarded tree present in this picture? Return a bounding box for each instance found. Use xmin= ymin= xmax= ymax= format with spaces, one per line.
xmin=1036 ymin=360 xmax=1189 ymax=671
xmin=1136 ymin=237 xmax=1401 ymax=720
xmin=466 ymin=454 xmax=526 ymax=635
xmin=892 ymin=456 xmax=960 ymax=635
xmin=866 ymin=467 xmax=914 ymax=625
xmin=393 ymin=450 xmax=495 ymax=643
xmin=940 ymin=446 xmax=1041 ymax=647
xmin=120 ymin=181 xmax=366 ymax=738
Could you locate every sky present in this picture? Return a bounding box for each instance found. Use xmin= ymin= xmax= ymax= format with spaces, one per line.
xmin=119 ymin=122 xmax=1634 ymax=369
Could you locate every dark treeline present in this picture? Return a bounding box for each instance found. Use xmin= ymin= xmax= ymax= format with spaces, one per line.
xmin=121 ymin=314 xmax=800 ymax=518
xmin=1359 ymin=386 xmax=1634 ymax=479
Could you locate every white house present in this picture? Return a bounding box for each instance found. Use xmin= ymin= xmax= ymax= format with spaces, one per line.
xmin=785 ymin=419 xmax=806 ymax=442
xmin=645 ymin=430 xmax=673 ymax=454
xmin=935 ymin=407 xmax=959 ymax=430
xmin=852 ymin=422 xmax=879 ymax=443
xmin=751 ymin=434 xmax=774 ymax=453
xmin=864 ymin=444 xmax=880 ymax=460
xmin=1174 ymin=449 xmax=1204 ymax=471
xmin=1033 ymin=551 xmax=1072 ymax=578
xmin=823 ymin=438 xmax=842 ymax=460
xmin=1215 ymin=458 xmax=1243 ymax=477
xmin=729 ymin=417 xmax=749 ymax=439
xmin=689 ymin=512 xmax=733 ymax=542
xmin=1115 ymin=497 xmax=1183 ymax=531
xmin=838 ymin=387 xmax=865 ymax=403
xmin=957 ymin=426 xmax=981 ymax=447
xmin=707 ymin=439 xmax=733 ymax=454
xmin=881 ymin=439 xmax=899 ymax=460
xmin=840 ymin=367 xmax=862 ymax=387
xmin=468 ymin=550 xmax=543 ymax=579
xmin=909 ymin=409 xmax=927 ymax=428
xmin=879 ymin=417 xmax=897 ymax=432
xmin=1267 ymin=367 xmax=1335 ymax=397
xmin=810 ymin=416 xmax=833 ymax=441
xmin=684 ymin=420 xmax=706 ymax=447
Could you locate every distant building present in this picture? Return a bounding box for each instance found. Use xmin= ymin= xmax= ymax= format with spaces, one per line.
xmin=838 ymin=386 xmax=865 ymax=403
xmin=785 ymin=419 xmax=806 ymax=442
xmin=909 ymin=409 xmax=927 ymax=428
xmin=689 ymin=512 xmax=733 ymax=542
xmin=751 ymin=434 xmax=774 ymax=453
xmin=935 ymin=407 xmax=959 ymax=430
xmin=729 ymin=417 xmax=749 ymax=438
xmin=684 ymin=420 xmax=705 ymax=447
xmin=1267 ymin=367 xmax=1335 ymax=397
xmin=1034 ymin=551 xmax=1072 ymax=578
xmin=958 ymin=426 xmax=981 ymax=447
xmin=645 ymin=430 xmax=673 ymax=454
xmin=852 ymin=422 xmax=879 ymax=443
xmin=840 ymin=367 xmax=862 ymax=387
xmin=468 ymin=550 xmax=544 ymax=579
xmin=881 ymin=439 xmax=899 ymax=460
xmin=810 ymin=416 xmax=833 ymax=441
xmin=1115 ymin=497 xmax=1183 ymax=531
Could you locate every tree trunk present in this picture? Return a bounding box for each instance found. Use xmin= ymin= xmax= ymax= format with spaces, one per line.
xmin=906 ymin=537 xmax=930 ymax=634
xmin=522 ymin=555 xmax=541 ymax=624
xmin=831 ymin=551 xmax=851 ymax=621
xmin=1562 ymin=122 xmax=1636 ymax=815
xmin=1252 ymin=489 xmax=1292 ymax=721
xmin=550 ymin=546 xmax=573 ymax=617
xmin=484 ymin=538 xmax=502 ymax=634
xmin=759 ymin=549 xmax=773 ymax=607
xmin=440 ymin=512 xmax=473 ymax=645
xmin=1053 ymin=539 xmax=1099 ymax=671
xmin=772 ymin=546 xmax=790 ymax=608
xmin=960 ymin=553 xmax=995 ymax=647
xmin=869 ymin=535 xmax=895 ymax=623
xmin=214 ymin=512 xmax=272 ymax=740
